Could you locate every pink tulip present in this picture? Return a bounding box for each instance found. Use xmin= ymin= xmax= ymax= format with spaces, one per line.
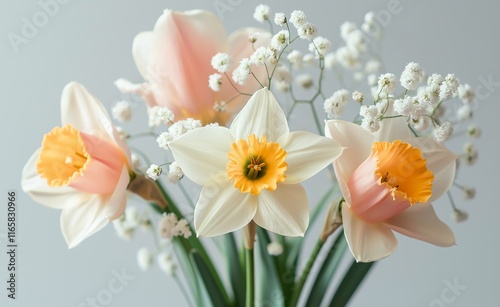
xmin=118 ymin=9 xmax=270 ymax=125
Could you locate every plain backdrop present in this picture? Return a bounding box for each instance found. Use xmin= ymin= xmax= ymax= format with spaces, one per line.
xmin=1 ymin=1 xmax=499 ymax=306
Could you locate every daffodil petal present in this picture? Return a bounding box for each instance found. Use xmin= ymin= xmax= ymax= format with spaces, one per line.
xmin=230 ymin=88 xmax=289 ymax=142
xmin=412 ymin=138 xmax=456 ymax=202
xmin=375 ymin=111 xmax=412 ymax=142
xmin=342 ymin=205 xmax=398 ymax=262
xmin=386 ymin=203 xmax=455 ymax=247
xmin=60 ymin=82 xmax=131 ymax=163
xmin=169 ymin=126 xmax=234 ymax=186
xmin=253 ymin=184 xmax=309 ymax=236
xmin=278 ymin=131 xmax=342 ymax=184
xmin=21 ymin=149 xmax=77 ymax=209
xmin=60 ymin=166 xmax=129 ymax=248
xmin=132 ymin=31 xmax=154 ymax=80
xmin=195 ymin=180 xmax=257 ymax=237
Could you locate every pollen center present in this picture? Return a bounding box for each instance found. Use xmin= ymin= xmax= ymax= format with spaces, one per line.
xmin=36 ymin=125 xmax=90 ymax=187
xmin=373 ymin=140 xmax=434 ymax=204
xmin=227 ymin=134 xmax=287 ymax=195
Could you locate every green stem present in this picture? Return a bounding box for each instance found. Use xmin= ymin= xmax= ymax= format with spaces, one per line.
xmin=288 ymin=239 xmax=325 ymax=306
xmin=174 ymin=274 xmax=195 ymax=307
xmin=310 ymin=103 xmax=323 ymax=134
xmin=245 ymin=247 xmax=255 ymax=307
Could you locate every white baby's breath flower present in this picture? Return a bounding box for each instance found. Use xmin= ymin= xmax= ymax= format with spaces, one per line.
xmin=297 ymin=22 xmax=317 ymax=40
xmin=377 ymin=73 xmax=398 ymax=95
xmin=352 ymin=91 xmax=364 ymax=103
xmin=345 ymin=30 xmax=367 ymax=51
xmin=340 ymin=21 xmax=357 ymax=41
xmin=137 ymin=247 xmax=154 ymax=271
xmin=462 ymin=186 xmax=476 ymax=200
xmin=365 ymin=60 xmax=381 ymax=74
xmin=146 ymin=164 xmax=162 ymax=181
xmin=287 ymin=50 xmax=303 ymax=68
xmin=115 ymin=126 xmax=129 ymax=140
xmin=248 ymin=32 xmax=260 ymax=43
xmin=324 ymin=53 xmax=336 ymax=69
xmin=412 ymin=116 xmax=431 ymax=131
xmin=232 ymin=58 xmax=252 ymax=85
xmin=289 ymin=10 xmax=306 ymax=28
xmin=295 ymin=74 xmax=313 ymax=89
xmin=113 ymin=219 xmax=135 ymax=240
xmin=250 ymin=47 xmax=274 ymax=66
xmin=452 ymin=209 xmax=468 ymax=222
xmin=157 ymin=252 xmax=177 ymax=277
xmin=267 ymin=242 xmax=283 ymax=256
xmin=457 ymin=104 xmax=473 ymax=120
xmin=213 ymin=100 xmax=227 ymax=112
xmin=433 ymin=122 xmax=453 ymax=143
xmin=157 ymin=132 xmax=174 ymax=151
xmin=271 ymin=30 xmax=289 ymax=51
xmin=302 ymin=53 xmax=316 ymax=66
xmin=274 ymin=12 xmax=287 ymax=26
xmin=208 ymin=73 xmax=223 ymax=92
xmin=309 ymin=36 xmax=331 ymax=57
xmin=467 ymin=125 xmax=481 ymax=138
xmin=336 ymin=46 xmax=360 ymax=69
xmin=427 ymin=73 xmax=443 ymax=87
xmin=148 ymin=106 xmax=173 ymax=127
xmin=253 ymin=4 xmax=270 ymax=23
xmin=112 ymin=101 xmax=132 ymax=122
xmin=211 ymin=52 xmax=231 ymax=73
xmin=173 ymin=219 xmax=192 ymax=239
xmin=393 ymin=96 xmax=414 ymax=116
xmin=125 ymin=206 xmax=141 ymax=228
xmin=457 ymin=83 xmax=474 ymax=103
xmin=167 ymin=161 xmax=184 ymax=183
xmin=439 ymin=74 xmax=460 ymax=100
xmin=324 ymin=89 xmax=349 ymax=118
xmin=400 ymin=62 xmax=424 ymax=91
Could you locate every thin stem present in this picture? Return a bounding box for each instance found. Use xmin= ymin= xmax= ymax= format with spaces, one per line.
xmin=245 ymin=247 xmax=255 ymax=307
xmin=310 ymin=103 xmax=323 ymax=134
xmin=288 ymin=239 xmax=325 ymax=307
xmin=447 ymin=191 xmax=458 ymax=211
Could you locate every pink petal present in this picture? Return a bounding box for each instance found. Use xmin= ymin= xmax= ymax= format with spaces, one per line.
xmin=385 ymin=203 xmax=456 ymax=247
xmin=194 ymin=180 xmax=257 ymax=237
xmin=69 ymin=132 xmax=128 ymax=194
xmin=342 ymin=205 xmax=398 ymax=262
xmin=60 ymin=82 xmax=131 ymax=163
xmin=132 ymin=31 xmax=154 ymax=80
xmin=253 ymin=184 xmax=309 ymax=236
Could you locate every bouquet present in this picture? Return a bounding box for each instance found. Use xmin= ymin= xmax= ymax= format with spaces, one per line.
xmin=21 ymin=4 xmax=479 ymax=306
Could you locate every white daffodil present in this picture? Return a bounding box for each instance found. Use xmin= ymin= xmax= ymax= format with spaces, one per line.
xmin=326 ymin=117 xmax=456 ymax=262
xmin=170 ymin=88 xmax=342 ymax=237
xmin=21 ymin=82 xmax=132 ymax=248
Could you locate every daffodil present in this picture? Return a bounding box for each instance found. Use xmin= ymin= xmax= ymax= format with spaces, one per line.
xmin=117 ymin=9 xmax=271 ymax=125
xmin=326 ymin=117 xmax=456 ymax=262
xmin=169 ymin=88 xmax=342 ymax=237
xmin=21 ymin=82 xmax=132 ymax=248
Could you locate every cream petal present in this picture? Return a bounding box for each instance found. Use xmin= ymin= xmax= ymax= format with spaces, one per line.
xmin=385 ymin=203 xmax=456 ymax=247
xmin=60 ymin=166 xmax=129 ymax=248
xmin=60 ymin=82 xmax=131 ymax=163
xmin=375 ymin=110 xmax=412 ymax=142
xmin=230 ymin=88 xmax=289 ymax=141
xmin=411 ymin=138 xmax=456 ymax=202
xmin=325 ymin=120 xmax=373 ymax=202
xmin=132 ymin=31 xmax=154 ymax=80
xmin=253 ymin=184 xmax=309 ymax=236
xmin=342 ymin=205 xmax=398 ymax=262
xmin=169 ymin=126 xmax=234 ymax=186
xmin=21 ymin=149 xmax=77 ymax=209
xmin=278 ymin=131 xmax=342 ymax=184
xmin=195 ymin=180 xmax=257 ymax=237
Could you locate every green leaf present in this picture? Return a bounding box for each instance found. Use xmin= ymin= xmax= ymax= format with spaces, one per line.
xmin=222 ymin=233 xmax=245 ymax=306
xmin=328 ymin=260 xmax=375 ymax=307
xmin=305 ymin=230 xmax=347 ymax=306
xmin=172 ymin=241 xmax=203 ymax=307
xmin=256 ymin=228 xmax=284 ymax=307
xmin=191 ymin=252 xmax=229 ymax=307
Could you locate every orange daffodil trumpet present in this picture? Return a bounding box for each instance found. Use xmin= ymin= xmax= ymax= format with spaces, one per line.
xmin=326 ymin=117 xmax=456 ymax=262
xmin=169 ymin=88 xmax=343 ymax=237
xmin=116 ymin=9 xmax=271 ymax=125
xmin=22 ymin=82 xmax=133 ymax=248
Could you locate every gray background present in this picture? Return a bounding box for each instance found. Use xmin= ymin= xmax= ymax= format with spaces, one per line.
xmin=1 ymin=0 xmax=499 ymax=306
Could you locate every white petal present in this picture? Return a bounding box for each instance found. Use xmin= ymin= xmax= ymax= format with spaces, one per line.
xmin=375 ymin=112 xmax=412 ymax=142
xmin=169 ymin=126 xmax=234 ymax=186
xmin=60 ymin=82 xmax=131 ymax=163
xmin=325 ymin=120 xmax=373 ymax=205
xmin=230 ymin=88 xmax=289 ymax=142
xmin=21 ymin=149 xmax=77 ymax=209
xmin=195 ymin=180 xmax=257 ymax=237
xmin=385 ymin=203 xmax=455 ymax=247
xmin=342 ymin=205 xmax=398 ymax=262
xmin=253 ymin=184 xmax=309 ymax=236
xmin=60 ymin=166 xmax=129 ymax=248
xmin=278 ymin=131 xmax=343 ymax=184
xmin=412 ymin=138 xmax=456 ymax=202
